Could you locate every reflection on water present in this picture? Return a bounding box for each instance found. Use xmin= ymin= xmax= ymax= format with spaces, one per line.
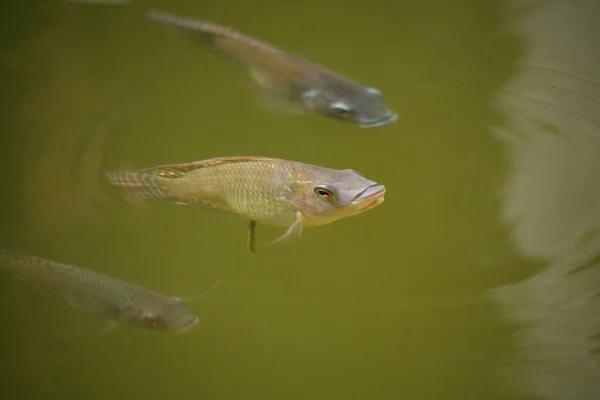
xmin=0 ymin=0 xmax=599 ymax=399
xmin=5 ymin=24 xmax=126 ymax=241
xmin=490 ymin=0 xmax=600 ymax=398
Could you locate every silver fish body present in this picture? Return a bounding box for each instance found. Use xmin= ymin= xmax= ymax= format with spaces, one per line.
xmin=105 ymin=156 xmax=385 ymax=251
xmin=0 ymin=249 xmax=200 ymax=333
xmin=146 ymin=9 xmax=397 ymax=127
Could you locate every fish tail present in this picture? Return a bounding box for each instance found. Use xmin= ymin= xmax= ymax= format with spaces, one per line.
xmin=0 ymin=249 xmax=31 ymax=269
xmin=104 ymin=170 xmax=170 ymax=203
xmin=0 ymin=249 xmax=14 ymax=270
xmin=0 ymin=249 xmax=35 ymax=281
xmin=146 ymin=10 xmax=221 ymax=46
xmin=0 ymin=249 xmax=50 ymax=277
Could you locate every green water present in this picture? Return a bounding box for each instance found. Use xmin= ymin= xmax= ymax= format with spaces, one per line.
xmin=1 ymin=0 xmax=599 ymax=399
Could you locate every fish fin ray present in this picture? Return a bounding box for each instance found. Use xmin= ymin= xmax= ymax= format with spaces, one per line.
xmin=59 ymin=319 xmax=120 ymax=340
xmin=64 ymin=294 xmax=101 ymax=313
xmin=259 ymin=212 xmax=304 ymax=248
xmin=249 ymin=68 xmax=305 ymax=115
xmin=254 ymin=85 xmax=306 ymax=116
xmin=99 ymin=319 xmax=121 ymax=334
xmin=249 ymin=68 xmax=285 ymax=90
xmin=105 ymin=167 xmax=233 ymax=210
xmin=105 ymin=170 xmax=171 ymax=204
xmin=181 ymin=276 xmax=222 ymax=303
xmin=146 ymin=10 xmax=239 ymax=58
xmin=146 ymin=10 xmax=279 ymax=67
xmin=138 ymin=157 xmax=282 ymax=174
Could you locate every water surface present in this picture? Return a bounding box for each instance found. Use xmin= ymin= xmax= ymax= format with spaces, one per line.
xmin=1 ymin=0 xmax=598 ymax=399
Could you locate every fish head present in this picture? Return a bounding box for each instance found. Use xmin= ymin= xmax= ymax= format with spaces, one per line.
xmin=123 ymin=297 xmax=199 ymax=333
xmin=301 ymin=84 xmax=397 ymax=127
xmin=289 ymin=166 xmax=385 ymax=225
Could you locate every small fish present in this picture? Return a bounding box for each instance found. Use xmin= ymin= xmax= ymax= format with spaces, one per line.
xmin=146 ymin=9 xmax=397 ymax=127
xmin=105 ymin=156 xmax=385 ymax=251
xmin=0 ymin=249 xmax=214 ymax=333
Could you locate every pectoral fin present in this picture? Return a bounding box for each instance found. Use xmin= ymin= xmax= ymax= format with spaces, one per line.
xmin=259 ymin=212 xmax=304 ymax=249
xmin=64 ymin=294 xmax=98 ymax=313
xmin=248 ymin=220 xmax=257 ymax=253
xmin=250 ymin=68 xmax=305 ymax=115
xmin=58 ymin=318 xmax=120 ymax=340
xmin=99 ymin=319 xmax=121 ymax=334
xmin=249 ymin=68 xmax=281 ymax=90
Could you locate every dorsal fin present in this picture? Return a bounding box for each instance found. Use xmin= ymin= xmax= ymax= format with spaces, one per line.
xmin=142 ymin=156 xmax=283 ymax=177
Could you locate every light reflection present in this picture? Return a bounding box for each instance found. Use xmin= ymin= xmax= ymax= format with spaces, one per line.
xmin=489 ymin=0 xmax=600 ymax=398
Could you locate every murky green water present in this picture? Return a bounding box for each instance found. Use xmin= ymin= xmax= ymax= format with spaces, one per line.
xmin=1 ymin=0 xmax=599 ymax=399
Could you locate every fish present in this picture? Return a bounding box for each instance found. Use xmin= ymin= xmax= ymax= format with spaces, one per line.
xmin=145 ymin=9 xmax=397 ymax=127
xmin=104 ymin=156 xmax=386 ymax=251
xmin=0 ymin=249 xmax=215 ymax=333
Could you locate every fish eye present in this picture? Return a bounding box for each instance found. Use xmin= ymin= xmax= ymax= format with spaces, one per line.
xmin=329 ymin=102 xmax=354 ymax=118
xmin=366 ymin=87 xmax=382 ymax=98
xmin=314 ymin=185 xmax=334 ymax=198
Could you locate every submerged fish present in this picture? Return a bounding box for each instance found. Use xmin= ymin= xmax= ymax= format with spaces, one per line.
xmin=0 ymin=249 xmax=213 ymax=333
xmin=105 ymin=156 xmax=385 ymax=251
xmin=146 ymin=9 xmax=397 ymax=127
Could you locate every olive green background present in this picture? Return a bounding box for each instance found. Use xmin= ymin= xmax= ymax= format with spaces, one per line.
xmin=1 ymin=0 xmax=598 ymax=399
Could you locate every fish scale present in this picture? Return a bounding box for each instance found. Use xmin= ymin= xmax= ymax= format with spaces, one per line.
xmin=107 ymin=157 xmax=296 ymax=223
xmin=105 ymin=156 xmax=385 ymax=251
xmin=0 ymin=249 xmax=201 ymax=332
xmin=146 ymin=9 xmax=397 ymax=127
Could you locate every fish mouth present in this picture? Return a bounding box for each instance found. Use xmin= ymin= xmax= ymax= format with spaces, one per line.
xmin=175 ymin=316 xmax=200 ymax=333
xmin=359 ymin=112 xmax=398 ymax=128
xmin=351 ymin=184 xmax=386 ymax=206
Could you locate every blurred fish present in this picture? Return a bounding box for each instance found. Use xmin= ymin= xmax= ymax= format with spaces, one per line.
xmin=0 ymin=249 xmax=212 ymax=333
xmin=105 ymin=156 xmax=385 ymax=251
xmin=146 ymin=9 xmax=397 ymax=127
